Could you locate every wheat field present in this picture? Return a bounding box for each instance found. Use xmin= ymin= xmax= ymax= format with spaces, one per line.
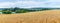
xmin=0 ymin=10 xmax=60 ymax=23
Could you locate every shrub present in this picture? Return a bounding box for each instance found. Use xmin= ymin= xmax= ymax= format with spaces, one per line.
xmin=2 ymin=9 xmax=12 ymax=14
xmin=2 ymin=10 xmax=12 ymax=14
xmin=40 ymin=8 xmax=51 ymax=11
xmin=15 ymin=9 xmax=26 ymax=13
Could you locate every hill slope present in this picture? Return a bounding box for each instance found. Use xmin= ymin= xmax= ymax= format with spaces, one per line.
xmin=0 ymin=10 xmax=60 ymax=23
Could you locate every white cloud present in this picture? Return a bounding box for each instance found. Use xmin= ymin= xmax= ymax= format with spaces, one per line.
xmin=0 ymin=1 xmax=43 ymax=8
xmin=0 ymin=0 xmax=60 ymax=8
xmin=14 ymin=1 xmax=46 ymax=8
xmin=0 ymin=1 xmax=49 ymax=8
xmin=0 ymin=2 xmax=15 ymax=8
xmin=15 ymin=1 xmax=60 ymax=8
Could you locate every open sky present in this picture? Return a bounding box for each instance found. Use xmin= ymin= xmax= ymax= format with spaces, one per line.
xmin=0 ymin=0 xmax=60 ymax=8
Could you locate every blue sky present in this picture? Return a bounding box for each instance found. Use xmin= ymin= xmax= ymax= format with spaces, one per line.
xmin=0 ymin=0 xmax=60 ymax=8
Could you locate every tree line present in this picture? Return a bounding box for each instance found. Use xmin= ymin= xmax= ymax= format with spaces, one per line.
xmin=2 ymin=7 xmax=53 ymax=14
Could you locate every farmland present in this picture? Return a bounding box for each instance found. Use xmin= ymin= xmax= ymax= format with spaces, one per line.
xmin=0 ymin=10 xmax=60 ymax=23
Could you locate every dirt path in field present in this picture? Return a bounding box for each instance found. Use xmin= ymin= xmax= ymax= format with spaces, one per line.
xmin=0 ymin=10 xmax=60 ymax=23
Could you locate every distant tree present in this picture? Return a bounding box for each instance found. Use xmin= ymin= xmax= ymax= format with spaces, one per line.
xmin=13 ymin=7 xmax=20 ymax=12
xmin=15 ymin=9 xmax=26 ymax=13
xmin=2 ymin=8 xmax=12 ymax=14
xmin=41 ymin=8 xmax=51 ymax=11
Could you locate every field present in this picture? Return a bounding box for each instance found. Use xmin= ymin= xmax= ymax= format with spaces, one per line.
xmin=0 ymin=10 xmax=60 ymax=23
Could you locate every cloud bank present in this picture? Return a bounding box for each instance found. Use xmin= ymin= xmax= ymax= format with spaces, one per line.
xmin=0 ymin=0 xmax=60 ymax=8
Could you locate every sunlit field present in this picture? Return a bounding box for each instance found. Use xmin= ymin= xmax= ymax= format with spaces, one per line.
xmin=0 ymin=10 xmax=60 ymax=23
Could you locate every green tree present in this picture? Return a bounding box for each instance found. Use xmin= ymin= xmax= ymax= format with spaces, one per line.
xmin=41 ymin=8 xmax=51 ymax=11
xmin=15 ymin=9 xmax=26 ymax=13
xmin=2 ymin=8 xmax=12 ymax=14
xmin=13 ymin=7 xmax=20 ymax=12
